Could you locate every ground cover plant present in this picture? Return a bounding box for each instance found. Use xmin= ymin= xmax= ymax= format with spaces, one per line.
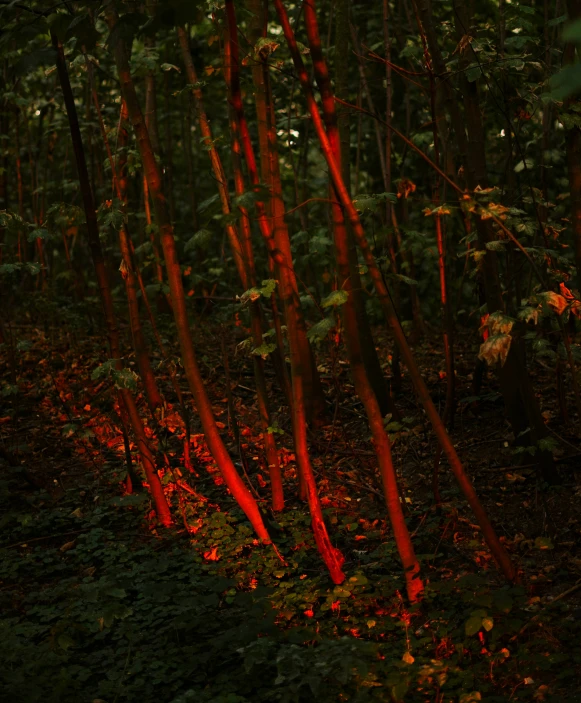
xmin=1 ymin=1 xmax=581 ymax=701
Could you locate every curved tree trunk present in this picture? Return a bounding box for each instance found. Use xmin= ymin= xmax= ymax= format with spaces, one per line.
xmin=178 ymin=26 xmax=284 ymax=511
xmin=226 ymin=0 xmax=345 ymax=583
xmin=105 ymin=9 xmax=271 ymax=544
xmin=53 ymin=33 xmax=171 ymax=527
xmin=87 ymin=69 xmax=164 ymax=416
xmin=244 ymin=0 xmax=326 ymax=429
xmin=303 ymin=0 xmax=422 ymax=602
xmin=273 ymin=0 xmax=516 ymax=583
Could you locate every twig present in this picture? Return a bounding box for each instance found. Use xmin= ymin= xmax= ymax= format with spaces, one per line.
xmin=1 ymin=528 xmax=90 ymax=550
xmin=511 ymin=578 xmax=581 ymax=640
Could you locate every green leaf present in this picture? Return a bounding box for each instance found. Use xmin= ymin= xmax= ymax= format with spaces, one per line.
xmin=485 ymin=240 xmax=507 ymax=251
xmin=307 ymin=316 xmax=335 ymax=343
xmin=537 ymin=436 xmax=558 ymax=453
xmin=549 ymin=64 xmax=581 ymax=101
xmin=185 ymin=229 xmax=213 ymax=251
xmin=390 ymin=273 xmax=418 ymax=286
xmin=465 ymin=615 xmax=483 ymax=636
xmin=321 ymin=290 xmax=348 ymax=308
xmin=563 ymin=18 xmax=581 ymax=43
xmin=259 ymin=279 xmax=277 ymax=298
xmin=481 ymin=617 xmax=494 ymax=632
xmin=466 ymin=63 xmax=482 ymax=82
xmin=353 ymin=192 xmax=397 ymax=213
xmin=493 ymin=591 xmax=513 ymax=613
xmin=27 ymin=228 xmax=52 ymax=242
xmin=548 ymin=15 xmax=567 ymax=27
xmin=0 ymin=263 xmax=22 ymax=275
xmin=14 ymin=47 xmax=57 ymax=76
xmin=514 ymin=159 xmax=533 ymax=173
xmin=251 ymin=342 xmax=276 ymax=359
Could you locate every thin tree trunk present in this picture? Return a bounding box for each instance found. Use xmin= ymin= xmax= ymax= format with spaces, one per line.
xmin=451 ymin=0 xmax=554 ymax=480
xmin=105 ymin=9 xmax=271 ymax=543
xmin=52 ymin=32 xmax=172 ymax=527
xmin=178 ymin=25 xmax=284 ymax=511
xmin=274 ymin=0 xmax=516 ymax=583
xmin=226 ymin=0 xmax=345 ymax=582
xmin=87 ymin=73 xmax=165 ymax=415
xmin=183 ymin=94 xmax=199 ymax=232
xmin=244 ymin=0 xmax=326 ymax=428
xmin=334 ymin=0 xmax=394 ymax=416
xmin=163 ymin=49 xmax=176 ymax=224
xmin=304 ymin=0 xmax=423 ymax=602
xmin=565 ymin=0 xmax=581 ymax=280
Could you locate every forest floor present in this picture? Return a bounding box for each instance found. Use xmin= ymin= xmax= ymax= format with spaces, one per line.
xmin=1 ymin=317 xmax=581 ymax=703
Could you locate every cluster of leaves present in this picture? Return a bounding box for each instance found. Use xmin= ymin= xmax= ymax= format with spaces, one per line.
xmin=1 ymin=446 xmax=579 ymax=703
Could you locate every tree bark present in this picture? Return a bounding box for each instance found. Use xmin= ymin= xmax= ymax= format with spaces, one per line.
xmin=304 ymin=0 xmax=423 ymax=602
xmin=52 ymin=33 xmax=172 ymax=527
xmin=105 ymin=10 xmax=271 ymax=543
xmin=178 ymin=25 xmax=284 ymax=511
xmin=226 ymin=0 xmax=345 ymax=583
xmin=274 ymin=0 xmax=516 ymax=583
xmin=245 ymin=0 xmax=326 ymax=428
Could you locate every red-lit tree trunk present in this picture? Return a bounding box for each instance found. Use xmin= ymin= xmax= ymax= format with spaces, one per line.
xmin=87 ymin=56 xmax=164 ymax=416
xmin=244 ymin=0 xmax=326 ymax=429
xmin=105 ymin=10 xmax=271 ymax=543
xmin=226 ymin=0 xmax=345 ymax=583
xmin=143 ymin=0 xmax=171 ymax=313
xmin=565 ymin=0 xmax=581 ymax=279
xmin=274 ymin=0 xmax=515 ymax=583
xmin=333 ymin=0 xmax=395 ymax=417
xmin=410 ymin=8 xmax=457 ymax=503
xmin=303 ymin=0 xmax=422 ymax=602
xmin=52 ymin=33 xmax=172 ymax=527
xmin=177 ymin=26 xmax=284 ymax=511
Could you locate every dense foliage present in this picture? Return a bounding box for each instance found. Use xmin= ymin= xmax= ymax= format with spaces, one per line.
xmin=1 ymin=0 xmax=581 ymax=701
